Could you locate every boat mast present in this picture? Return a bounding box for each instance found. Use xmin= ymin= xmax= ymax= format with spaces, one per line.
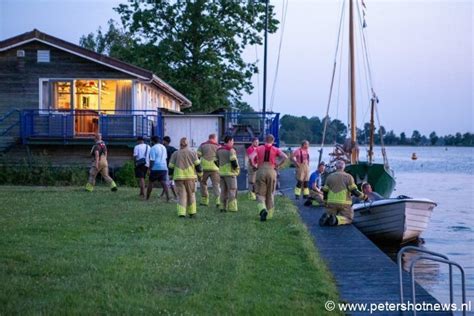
xmin=349 ymin=0 xmax=357 ymax=164
xmin=262 ymin=0 xmax=269 ymax=136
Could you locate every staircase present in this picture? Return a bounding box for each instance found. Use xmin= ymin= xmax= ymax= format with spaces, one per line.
xmin=0 ymin=109 xmax=21 ymax=154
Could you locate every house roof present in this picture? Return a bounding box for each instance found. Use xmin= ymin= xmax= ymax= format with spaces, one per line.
xmin=0 ymin=29 xmax=191 ymax=108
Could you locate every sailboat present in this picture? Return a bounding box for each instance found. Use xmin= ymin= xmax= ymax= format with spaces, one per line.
xmin=321 ymin=0 xmax=435 ymax=244
xmin=319 ymin=0 xmax=395 ymax=197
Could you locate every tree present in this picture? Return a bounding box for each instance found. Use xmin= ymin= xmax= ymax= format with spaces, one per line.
xmin=429 ymin=131 xmax=438 ymax=146
xmin=411 ymin=130 xmax=422 ymax=146
xmin=384 ymin=130 xmax=399 ymax=145
xmin=81 ymin=1 xmax=279 ymax=112
xmin=400 ymin=132 xmax=407 ymax=145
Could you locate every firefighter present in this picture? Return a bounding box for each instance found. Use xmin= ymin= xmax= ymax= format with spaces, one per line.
xmin=320 ymin=160 xmax=367 ymax=226
xmin=255 ymin=134 xmax=288 ymax=221
xmin=85 ymin=133 xmax=118 ymax=192
xmin=292 ymin=140 xmax=310 ymax=200
xmin=168 ymin=137 xmax=203 ymax=218
xmin=246 ymin=137 xmax=259 ymax=200
xmin=216 ymin=135 xmax=240 ymax=212
xmin=197 ymin=134 xmax=221 ymax=207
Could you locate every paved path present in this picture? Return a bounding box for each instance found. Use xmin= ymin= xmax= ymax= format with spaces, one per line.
xmin=278 ymin=168 xmax=451 ymax=315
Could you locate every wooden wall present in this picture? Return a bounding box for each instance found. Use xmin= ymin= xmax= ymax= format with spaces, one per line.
xmin=0 ymin=41 xmax=135 ymax=113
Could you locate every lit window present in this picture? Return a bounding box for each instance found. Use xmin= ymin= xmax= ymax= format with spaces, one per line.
xmin=51 ymin=81 xmax=72 ymax=110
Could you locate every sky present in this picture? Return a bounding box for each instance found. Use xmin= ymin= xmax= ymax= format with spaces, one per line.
xmin=0 ymin=0 xmax=472 ymax=136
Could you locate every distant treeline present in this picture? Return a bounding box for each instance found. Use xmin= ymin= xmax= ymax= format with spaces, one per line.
xmin=280 ymin=115 xmax=474 ymax=147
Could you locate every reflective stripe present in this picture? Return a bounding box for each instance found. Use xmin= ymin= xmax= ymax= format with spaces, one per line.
xmin=228 ymin=199 xmax=238 ymax=212
xmin=173 ymin=165 xmax=197 ymax=180
xmin=201 ymin=158 xmax=219 ymax=171
xmin=348 ymin=183 xmax=358 ymax=191
xmin=303 ymin=188 xmax=310 ymax=195
xmin=194 ymin=159 xmax=201 ymax=166
xmin=294 ymin=187 xmax=302 ymax=196
xmin=219 ymin=163 xmax=240 ymax=176
xmin=177 ymin=204 xmax=186 ymax=216
xmin=257 ymin=202 xmax=266 ymax=212
xmin=267 ymin=208 xmax=274 ymax=219
xmin=336 ymin=215 xmax=350 ymax=225
xmin=201 ymin=196 xmax=209 ymax=206
xmin=187 ymin=202 xmax=197 ymax=215
xmin=327 ymin=190 xmax=352 ymax=205
xmin=85 ymin=183 xmax=94 ymax=192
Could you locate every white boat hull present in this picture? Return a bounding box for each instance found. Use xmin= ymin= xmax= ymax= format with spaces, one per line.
xmin=352 ymin=198 xmax=437 ymax=244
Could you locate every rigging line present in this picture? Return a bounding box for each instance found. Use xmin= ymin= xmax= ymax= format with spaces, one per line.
xmin=355 ymin=0 xmax=372 ymax=149
xmin=357 ymin=0 xmax=386 ymax=163
xmin=374 ymin=103 xmax=389 ymax=166
xmin=320 ymin=0 xmax=346 ymax=156
xmin=335 ymin=1 xmax=346 ymax=126
xmin=356 ymin=0 xmax=373 ymax=102
xmin=269 ymin=0 xmax=289 ymax=112
xmin=358 ymin=5 xmax=376 ymax=95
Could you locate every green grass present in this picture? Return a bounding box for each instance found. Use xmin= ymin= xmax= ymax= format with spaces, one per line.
xmin=0 ymin=186 xmax=341 ymax=315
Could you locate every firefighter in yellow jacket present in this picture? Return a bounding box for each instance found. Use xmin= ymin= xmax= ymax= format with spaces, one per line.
xmin=320 ymin=160 xmax=367 ymax=226
xmin=216 ymin=135 xmax=240 ymax=212
xmin=197 ymin=133 xmax=221 ymax=207
xmin=168 ymin=137 xmax=203 ymax=218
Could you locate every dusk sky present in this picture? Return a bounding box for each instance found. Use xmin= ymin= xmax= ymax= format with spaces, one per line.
xmin=1 ymin=0 xmax=472 ymax=136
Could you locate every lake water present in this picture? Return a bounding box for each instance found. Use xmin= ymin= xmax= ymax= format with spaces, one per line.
xmin=306 ymin=146 xmax=474 ymax=307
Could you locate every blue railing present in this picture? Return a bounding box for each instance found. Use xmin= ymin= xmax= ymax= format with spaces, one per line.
xmin=0 ymin=109 xmax=21 ymax=137
xmin=223 ymin=111 xmax=280 ymax=146
xmin=20 ymin=109 xmax=163 ymax=143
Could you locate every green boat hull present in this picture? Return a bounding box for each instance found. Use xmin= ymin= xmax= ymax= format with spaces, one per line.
xmin=345 ymin=162 xmax=396 ymax=198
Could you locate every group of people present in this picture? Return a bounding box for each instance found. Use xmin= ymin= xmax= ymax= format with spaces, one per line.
xmin=290 ymin=140 xmax=383 ymax=227
xmin=85 ymin=133 xmax=382 ymax=225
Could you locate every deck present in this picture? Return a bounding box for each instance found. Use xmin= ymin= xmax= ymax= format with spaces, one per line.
xmin=278 ymin=169 xmax=451 ymax=315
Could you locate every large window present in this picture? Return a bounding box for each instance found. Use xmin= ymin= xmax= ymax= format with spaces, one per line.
xmin=101 ymin=80 xmax=132 ymax=113
xmin=75 ymin=80 xmax=99 ymax=111
xmin=43 ymin=79 xmax=132 ymax=112
xmin=51 ymin=81 xmax=72 ymax=110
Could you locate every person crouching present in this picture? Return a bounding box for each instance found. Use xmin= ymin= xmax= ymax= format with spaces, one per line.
xmin=320 ymin=160 xmax=367 ymax=226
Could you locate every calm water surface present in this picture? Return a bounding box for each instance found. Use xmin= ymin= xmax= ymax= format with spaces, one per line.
xmin=307 ymin=146 xmax=474 ymax=306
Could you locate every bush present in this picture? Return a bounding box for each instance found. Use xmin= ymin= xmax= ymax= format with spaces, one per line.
xmin=0 ymin=157 xmax=88 ymax=186
xmin=114 ymin=160 xmax=138 ymax=187
xmin=0 ymin=157 xmax=142 ymax=187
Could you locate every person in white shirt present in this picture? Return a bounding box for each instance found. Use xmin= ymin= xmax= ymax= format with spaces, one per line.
xmin=146 ymin=136 xmax=170 ymax=201
xmin=133 ymin=136 xmax=150 ymax=198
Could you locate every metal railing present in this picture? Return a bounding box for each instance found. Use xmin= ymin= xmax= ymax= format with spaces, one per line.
xmin=20 ymin=109 xmax=163 ymax=143
xmin=398 ymin=245 xmax=467 ymax=316
xmin=223 ymin=111 xmax=280 ymax=146
xmin=0 ymin=109 xmax=21 ymax=136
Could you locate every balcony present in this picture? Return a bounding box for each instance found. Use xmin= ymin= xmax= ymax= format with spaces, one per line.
xmin=20 ymin=109 xmax=163 ymax=146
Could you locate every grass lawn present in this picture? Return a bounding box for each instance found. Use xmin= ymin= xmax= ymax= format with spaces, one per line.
xmin=0 ymin=185 xmax=341 ymax=314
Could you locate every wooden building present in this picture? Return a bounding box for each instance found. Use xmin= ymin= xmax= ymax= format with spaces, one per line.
xmin=0 ymin=29 xmax=191 ymax=151
xmin=0 ymin=30 xmax=281 ymax=168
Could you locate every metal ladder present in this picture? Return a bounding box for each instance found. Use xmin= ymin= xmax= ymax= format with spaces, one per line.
xmin=398 ymin=245 xmax=467 ymax=315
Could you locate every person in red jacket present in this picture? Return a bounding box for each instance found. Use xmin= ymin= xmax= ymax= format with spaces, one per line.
xmin=254 ymin=134 xmax=288 ymax=221
xmin=246 ymin=137 xmax=259 ymax=200
xmin=292 ymin=140 xmax=310 ymax=200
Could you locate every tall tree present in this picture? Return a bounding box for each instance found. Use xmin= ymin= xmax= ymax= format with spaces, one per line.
xmin=411 ymin=130 xmax=422 ymax=145
xmin=81 ymin=1 xmax=279 ymax=112
xmin=429 ymin=131 xmax=438 ymax=146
